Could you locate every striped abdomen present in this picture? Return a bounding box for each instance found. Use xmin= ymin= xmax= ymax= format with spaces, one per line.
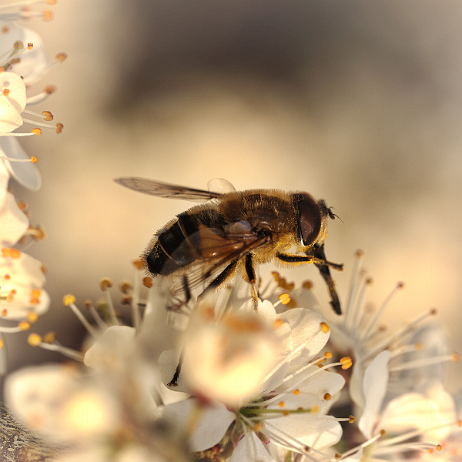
xmin=143 ymin=208 xmax=227 ymax=276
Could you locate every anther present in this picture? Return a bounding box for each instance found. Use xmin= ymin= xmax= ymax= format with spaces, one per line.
xmin=142 ymin=277 xmax=152 ymax=288
xmin=63 ymin=294 xmax=76 ymax=306
xmin=43 ymin=332 xmax=56 ymax=343
xmin=119 ymin=281 xmax=132 ymax=294
xmin=340 ymin=357 xmax=353 ymax=370
xmin=43 ymin=10 xmax=53 ymax=21
xmin=28 ymin=333 xmax=42 ymax=346
xmin=349 ymin=415 xmax=355 ymax=423
xmin=42 ymin=110 xmax=53 ymax=121
xmin=273 ymin=318 xmax=284 ymax=328
xmin=99 ymin=278 xmax=112 ymax=290
xmin=27 ymin=312 xmax=38 ymax=323
xmin=31 ymin=128 xmax=41 ymax=135
xmin=27 ymin=43 xmax=33 ymax=50
xmin=324 ymin=393 xmax=331 ymax=401
xmin=2 ymin=248 xmax=21 ymax=258
xmin=56 ymin=122 xmax=63 ymax=134
xmin=121 ymin=295 xmax=132 ymax=305
xmin=278 ymin=293 xmax=291 ymax=305
xmin=320 ymin=321 xmax=330 ymax=333
xmin=55 ymin=52 xmax=67 ymax=62
xmin=132 ymin=259 xmax=144 ymax=270
xmin=302 ymin=280 xmax=313 ymax=290
xmin=19 ymin=321 xmax=30 ymax=331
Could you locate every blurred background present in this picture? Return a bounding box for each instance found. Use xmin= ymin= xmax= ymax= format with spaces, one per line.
xmin=4 ymin=0 xmax=462 ymax=391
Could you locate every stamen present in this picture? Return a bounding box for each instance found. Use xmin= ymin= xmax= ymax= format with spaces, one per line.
xmin=339 ymin=431 xmax=384 ymax=459
xmin=389 ymin=352 xmax=459 ymax=372
xmin=27 ymin=333 xmax=84 ymax=361
xmin=359 ymin=282 xmax=405 ymax=340
xmin=343 ymin=250 xmax=364 ymax=328
xmin=275 ymin=293 xmax=291 ymax=306
xmin=63 ymin=294 xmax=98 ymax=338
xmin=346 ymin=274 xmax=373 ymax=332
xmin=362 ymin=308 xmax=438 ymax=362
xmin=84 ymin=300 xmax=108 ymax=331
xmin=0 ymin=320 xmax=29 ymax=333
xmin=99 ymin=278 xmax=120 ymax=326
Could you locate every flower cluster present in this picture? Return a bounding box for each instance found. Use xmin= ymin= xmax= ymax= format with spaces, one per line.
xmin=0 ymin=1 xmax=65 ymax=361
xmin=3 ymin=252 xmax=458 ymax=462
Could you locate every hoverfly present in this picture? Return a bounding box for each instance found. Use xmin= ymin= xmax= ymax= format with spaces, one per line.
xmin=115 ymin=177 xmax=343 ymax=315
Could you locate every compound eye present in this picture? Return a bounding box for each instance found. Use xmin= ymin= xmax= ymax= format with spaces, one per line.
xmin=298 ymin=199 xmax=321 ymax=246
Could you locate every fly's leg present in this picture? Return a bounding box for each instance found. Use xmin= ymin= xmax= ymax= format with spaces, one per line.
xmin=245 ymin=253 xmax=259 ymax=310
xmin=276 ymin=247 xmax=343 ymax=315
xmin=166 ymin=274 xmax=192 ymax=313
xmin=167 ymin=350 xmax=184 ymax=387
xmin=312 ymin=243 xmax=342 ymax=315
xmin=197 ymin=258 xmax=239 ymax=302
xmin=276 ymin=252 xmax=343 ymax=271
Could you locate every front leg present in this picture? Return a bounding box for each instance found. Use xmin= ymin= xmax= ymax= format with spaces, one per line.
xmin=276 ymin=252 xmax=343 ymax=271
xmin=245 ymin=253 xmax=259 ymax=310
xmin=277 ymin=247 xmax=343 ymax=315
xmin=311 ymin=243 xmax=342 ymax=315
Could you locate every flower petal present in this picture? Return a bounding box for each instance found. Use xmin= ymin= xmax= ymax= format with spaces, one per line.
xmin=0 ymin=137 xmax=41 ymax=191
xmin=229 ymin=433 xmax=276 ymax=462
xmin=358 ymin=350 xmax=390 ymax=439
xmin=160 ymin=399 xmax=235 ymax=452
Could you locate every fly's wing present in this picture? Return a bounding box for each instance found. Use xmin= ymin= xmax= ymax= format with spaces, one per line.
xmin=114 ymin=177 xmax=223 ymax=202
xmin=156 ymin=225 xmax=268 ymax=318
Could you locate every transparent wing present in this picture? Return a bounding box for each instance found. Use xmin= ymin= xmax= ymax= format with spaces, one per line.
xmin=157 ymin=229 xmax=268 ymax=314
xmin=114 ymin=177 xmax=222 ymax=202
